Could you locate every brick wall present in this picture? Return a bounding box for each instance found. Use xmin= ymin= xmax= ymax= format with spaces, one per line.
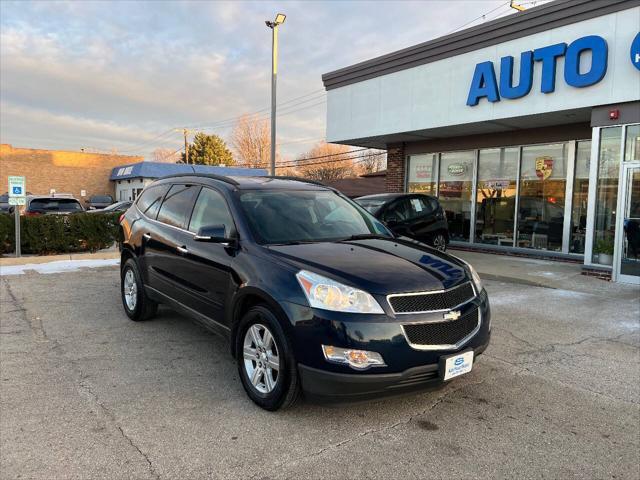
xmin=0 ymin=144 xmax=142 ymax=204
xmin=385 ymin=142 xmax=406 ymax=192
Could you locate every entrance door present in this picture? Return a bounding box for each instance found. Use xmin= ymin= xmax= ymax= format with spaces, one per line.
xmin=614 ymin=164 xmax=640 ymax=284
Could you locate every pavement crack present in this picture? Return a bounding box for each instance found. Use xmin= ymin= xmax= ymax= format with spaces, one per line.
xmin=77 ymin=372 xmax=160 ymax=479
xmin=1 ymin=278 xmax=49 ymax=342
xmin=250 ymin=379 xmax=485 ymax=478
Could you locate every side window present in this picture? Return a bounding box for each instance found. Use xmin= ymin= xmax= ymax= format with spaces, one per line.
xmin=407 ymin=197 xmax=433 ymax=219
xmin=428 ymin=197 xmax=440 ymax=212
xmin=383 ymin=199 xmax=411 ymax=222
xmin=189 ymin=188 xmax=235 ymax=234
xmin=156 ymin=184 xmax=200 ymax=229
xmin=136 ymin=184 xmax=170 ymax=219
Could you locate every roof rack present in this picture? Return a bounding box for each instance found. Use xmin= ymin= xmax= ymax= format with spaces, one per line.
xmin=159 ymin=172 xmax=239 ymax=186
xmin=262 ymin=176 xmax=328 ymax=187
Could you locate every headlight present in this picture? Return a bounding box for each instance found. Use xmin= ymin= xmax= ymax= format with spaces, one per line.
xmin=296 ymin=270 xmax=384 ymax=314
xmin=468 ymin=264 xmax=483 ymax=293
xmin=322 ymin=345 xmax=386 ymax=369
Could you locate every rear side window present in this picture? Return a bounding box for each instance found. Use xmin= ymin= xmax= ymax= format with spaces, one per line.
xmin=90 ymin=195 xmax=113 ymax=203
xmin=136 ymin=185 xmax=170 ymax=219
xmin=156 ymin=184 xmax=200 ymax=229
xmin=188 ymin=188 xmax=234 ymax=234
xmin=407 ymin=197 xmax=434 ymax=218
xmin=29 ymin=198 xmax=83 ymax=212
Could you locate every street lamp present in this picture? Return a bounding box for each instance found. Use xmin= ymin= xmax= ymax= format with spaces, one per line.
xmin=265 ymin=13 xmax=286 ymax=176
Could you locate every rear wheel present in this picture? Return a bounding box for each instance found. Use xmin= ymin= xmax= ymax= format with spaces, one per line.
xmin=432 ymin=232 xmax=447 ymax=252
xmin=121 ymin=258 xmax=158 ymax=321
xmin=236 ymin=305 xmax=300 ymax=411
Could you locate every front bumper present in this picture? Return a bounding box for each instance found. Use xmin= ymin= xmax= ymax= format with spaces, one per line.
xmin=281 ymin=288 xmax=491 ymax=401
xmin=298 ymin=338 xmax=489 ymax=401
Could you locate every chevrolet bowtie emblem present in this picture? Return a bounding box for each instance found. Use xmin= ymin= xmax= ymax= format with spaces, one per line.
xmin=443 ymin=310 xmax=461 ymax=321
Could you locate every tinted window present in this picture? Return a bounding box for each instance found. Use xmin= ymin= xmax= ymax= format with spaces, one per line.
xmin=238 ymin=190 xmax=390 ymax=244
xmin=136 ymin=185 xmax=169 ymax=219
xmin=90 ymin=195 xmax=113 ymax=203
xmin=189 ymin=188 xmax=234 ymax=234
xmin=29 ymin=198 xmax=83 ymax=212
xmin=156 ymin=184 xmax=200 ymax=229
xmin=407 ymin=197 xmax=433 ymax=218
xmin=357 ymin=198 xmax=387 ymax=214
xmin=382 ymin=199 xmax=411 ymax=222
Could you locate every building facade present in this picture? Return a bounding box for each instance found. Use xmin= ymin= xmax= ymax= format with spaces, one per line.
xmin=110 ymin=161 xmax=268 ymax=201
xmin=323 ymin=0 xmax=640 ymax=283
xmin=0 ymin=144 xmax=143 ymax=202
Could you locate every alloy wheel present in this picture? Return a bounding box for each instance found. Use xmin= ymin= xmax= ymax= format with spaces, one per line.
xmin=123 ymin=269 xmax=137 ymax=311
xmin=243 ymin=323 xmax=280 ymax=394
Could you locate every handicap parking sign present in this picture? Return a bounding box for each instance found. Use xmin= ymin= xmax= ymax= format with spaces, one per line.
xmin=8 ymin=176 xmax=26 ymax=199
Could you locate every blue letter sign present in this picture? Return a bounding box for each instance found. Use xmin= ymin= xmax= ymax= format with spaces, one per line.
xmin=467 ymin=35 xmax=609 ymax=106
xmin=466 ymin=61 xmax=500 ymax=106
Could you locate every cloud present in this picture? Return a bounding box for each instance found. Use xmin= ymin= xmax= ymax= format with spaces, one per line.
xmin=0 ymin=0 xmax=526 ymax=159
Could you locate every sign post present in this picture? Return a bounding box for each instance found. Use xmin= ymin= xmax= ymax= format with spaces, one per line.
xmin=8 ymin=176 xmax=26 ymax=257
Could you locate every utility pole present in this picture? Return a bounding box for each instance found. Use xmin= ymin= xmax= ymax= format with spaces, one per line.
xmin=266 ymin=13 xmax=286 ymax=176
xmin=183 ymin=128 xmax=190 ymax=164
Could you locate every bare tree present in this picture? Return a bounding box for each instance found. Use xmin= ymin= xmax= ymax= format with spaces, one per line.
xmin=359 ymin=149 xmax=386 ymax=174
xmin=232 ymin=114 xmax=270 ymax=168
xmin=297 ymin=142 xmax=355 ymax=182
xmin=152 ymin=148 xmax=180 ymax=163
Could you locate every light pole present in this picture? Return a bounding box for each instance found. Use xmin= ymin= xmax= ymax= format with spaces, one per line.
xmin=265 ymin=13 xmax=286 ymax=176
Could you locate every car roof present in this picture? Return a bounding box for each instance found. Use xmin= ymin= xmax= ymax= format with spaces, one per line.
xmin=155 ymin=174 xmax=332 ymax=192
xmin=356 ymin=193 xmax=434 ymax=201
xmin=27 ymin=195 xmax=80 ymax=201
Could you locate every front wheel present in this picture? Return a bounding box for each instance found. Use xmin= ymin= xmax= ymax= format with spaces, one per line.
xmin=432 ymin=232 xmax=447 ymax=252
xmin=236 ymin=305 xmax=300 ymax=411
xmin=121 ymin=258 xmax=158 ymax=321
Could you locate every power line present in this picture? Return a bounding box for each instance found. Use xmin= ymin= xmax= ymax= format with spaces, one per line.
xmin=445 ymin=1 xmax=511 ymax=35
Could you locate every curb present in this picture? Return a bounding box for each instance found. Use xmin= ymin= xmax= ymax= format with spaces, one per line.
xmin=0 ymin=251 xmax=119 ymax=267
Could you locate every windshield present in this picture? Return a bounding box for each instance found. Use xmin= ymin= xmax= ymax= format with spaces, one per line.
xmin=356 ymin=198 xmax=388 ymax=214
xmin=238 ymin=190 xmax=391 ymax=244
xmin=90 ymin=195 xmax=113 ymax=203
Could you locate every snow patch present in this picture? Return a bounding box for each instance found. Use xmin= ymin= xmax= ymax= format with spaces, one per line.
xmin=0 ymin=258 xmax=119 ymax=276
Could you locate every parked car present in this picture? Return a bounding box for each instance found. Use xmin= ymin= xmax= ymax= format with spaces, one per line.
xmin=87 ymin=200 xmax=132 ymax=214
xmin=0 ymin=194 xmax=11 ymax=214
xmin=24 ymin=196 xmax=84 ymax=216
xmin=356 ymin=193 xmax=449 ymax=251
xmin=119 ymin=175 xmax=490 ymax=410
xmin=86 ymin=194 xmax=114 ymax=210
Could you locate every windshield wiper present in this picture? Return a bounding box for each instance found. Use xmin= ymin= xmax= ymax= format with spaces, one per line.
xmin=338 ymin=233 xmax=393 ymax=241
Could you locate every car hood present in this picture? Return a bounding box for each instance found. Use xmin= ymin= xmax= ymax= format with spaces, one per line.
xmin=265 ymin=237 xmax=469 ymax=295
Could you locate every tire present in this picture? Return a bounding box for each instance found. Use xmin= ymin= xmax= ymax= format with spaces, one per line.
xmin=431 ymin=232 xmax=447 ymax=252
xmin=121 ymin=258 xmax=158 ymax=322
xmin=236 ymin=305 xmax=301 ymax=411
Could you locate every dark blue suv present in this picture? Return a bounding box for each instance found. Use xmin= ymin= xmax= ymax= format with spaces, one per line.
xmin=119 ymin=174 xmax=491 ymax=410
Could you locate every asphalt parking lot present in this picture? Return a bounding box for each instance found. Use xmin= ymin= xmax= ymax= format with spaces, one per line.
xmin=1 ymin=266 xmax=639 ymax=479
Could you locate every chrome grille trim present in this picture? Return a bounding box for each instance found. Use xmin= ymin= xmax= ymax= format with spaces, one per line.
xmin=387 ymin=281 xmax=477 ymax=315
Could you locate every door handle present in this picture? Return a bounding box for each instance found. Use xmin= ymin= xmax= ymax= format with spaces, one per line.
xmin=143 ymin=233 xmax=151 ymax=240
xmin=176 ymin=245 xmax=189 ymax=255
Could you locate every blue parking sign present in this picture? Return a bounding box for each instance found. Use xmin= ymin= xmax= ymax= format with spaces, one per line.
xmin=12 ymin=186 xmax=22 ymax=195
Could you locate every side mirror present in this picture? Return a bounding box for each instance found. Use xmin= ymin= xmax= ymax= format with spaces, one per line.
xmin=194 ymin=225 xmax=235 ymax=246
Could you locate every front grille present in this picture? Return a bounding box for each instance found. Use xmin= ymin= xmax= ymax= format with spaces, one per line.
xmin=402 ymin=309 xmax=479 ymax=348
xmin=388 ymin=282 xmax=475 ymax=314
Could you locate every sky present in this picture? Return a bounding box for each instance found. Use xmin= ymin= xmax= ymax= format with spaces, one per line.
xmin=0 ymin=0 xmax=550 ymax=160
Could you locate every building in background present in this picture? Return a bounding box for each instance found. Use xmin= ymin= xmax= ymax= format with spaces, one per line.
xmin=324 ymin=171 xmax=387 ymax=198
xmin=110 ymin=161 xmax=268 ymax=201
xmin=323 ymin=0 xmax=640 ymax=283
xmin=0 ymin=144 xmax=142 ymax=203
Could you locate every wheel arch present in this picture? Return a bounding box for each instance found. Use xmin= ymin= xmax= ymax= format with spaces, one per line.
xmin=229 ymin=288 xmax=292 ymax=359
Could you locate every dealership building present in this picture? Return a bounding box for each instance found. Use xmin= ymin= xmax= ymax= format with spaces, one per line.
xmin=322 ymin=0 xmax=640 ymax=283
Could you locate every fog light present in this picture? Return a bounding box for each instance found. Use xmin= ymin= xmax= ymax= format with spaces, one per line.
xmin=322 ymin=345 xmax=386 ymax=370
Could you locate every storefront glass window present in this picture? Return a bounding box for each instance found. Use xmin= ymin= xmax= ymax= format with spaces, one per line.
xmin=625 ymin=124 xmax=640 ymax=161
xmin=570 ymin=141 xmax=591 ymax=254
xmin=474 ymin=147 xmax=518 ymax=246
xmin=592 ymin=127 xmax=622 ymax=264
xmin=407 ymin=154 xmax=437 ymax=194
xmin=517 ymin=143 xmax=568 ymax=251
xmin=439 ymin=151 xmax=475 ymax=242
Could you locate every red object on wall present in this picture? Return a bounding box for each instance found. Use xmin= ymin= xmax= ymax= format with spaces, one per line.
xmin=609 ymin=109 xmax=619 ymax=120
